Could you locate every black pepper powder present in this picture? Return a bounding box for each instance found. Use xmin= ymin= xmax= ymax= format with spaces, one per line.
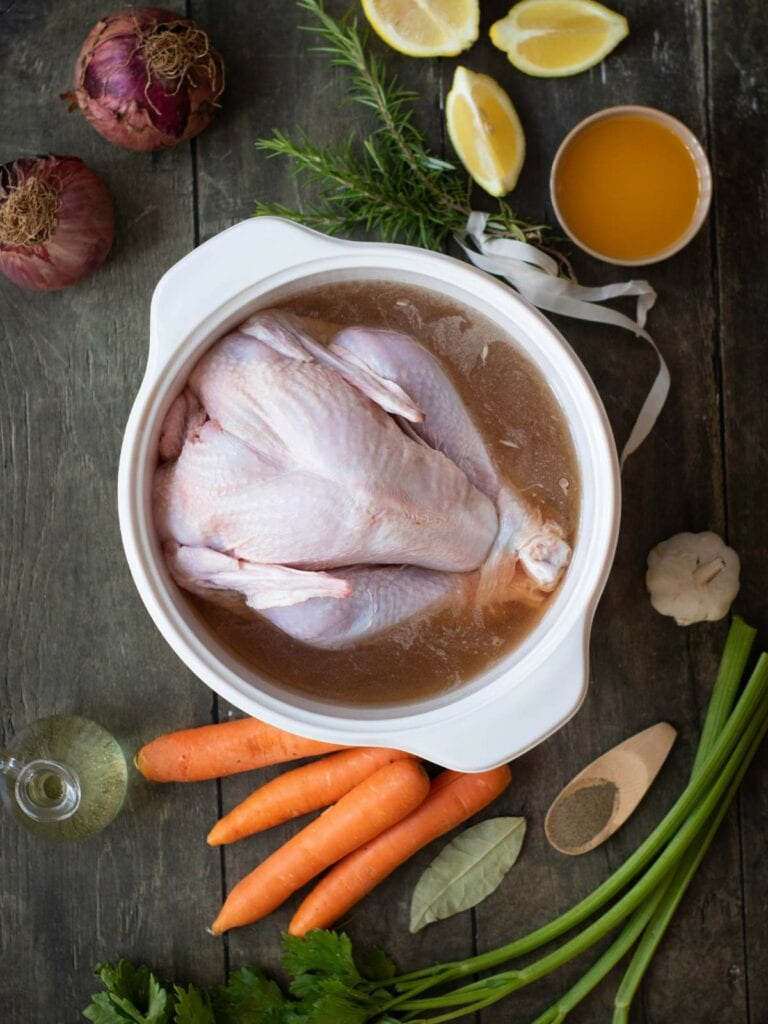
xmin=547 ymin=778 xmax=619 ymax=851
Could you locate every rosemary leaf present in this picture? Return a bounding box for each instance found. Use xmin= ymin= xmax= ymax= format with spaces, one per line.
xmin=254 ymin=0 xmax=551 ymax=257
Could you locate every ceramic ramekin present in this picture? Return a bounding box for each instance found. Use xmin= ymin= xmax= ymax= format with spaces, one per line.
xmin=118 ymin=217 xmax=621 ymax=771
xmin=550 ymin=105 xmax=713 ymax=267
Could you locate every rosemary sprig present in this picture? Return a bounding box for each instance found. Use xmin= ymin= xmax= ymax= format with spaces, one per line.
xmin=254 ymin=0 xmax=549 ymax=253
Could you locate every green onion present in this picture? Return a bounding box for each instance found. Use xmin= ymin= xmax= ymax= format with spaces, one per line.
xmin=612 ymin=615 xmax=758 ymax=1021
xmin=82 ymin=621 xmax=767 ymax=1024
xmin=383 ymin=618 xmax=767 ymax=1023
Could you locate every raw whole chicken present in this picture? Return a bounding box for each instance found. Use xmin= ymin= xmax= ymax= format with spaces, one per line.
xmin=154 ymin=310 xmax=571 ymax=648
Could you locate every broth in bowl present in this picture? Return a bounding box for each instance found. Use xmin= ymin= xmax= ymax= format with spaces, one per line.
xmin=157 ymin=280 xmax=580 ymax=706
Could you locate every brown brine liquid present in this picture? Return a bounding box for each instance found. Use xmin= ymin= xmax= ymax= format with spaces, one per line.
xmin=186 ymin=280 xmax=580 ymax=706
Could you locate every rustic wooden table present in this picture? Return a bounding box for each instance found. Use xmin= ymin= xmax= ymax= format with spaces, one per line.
xmin=1 ymin=2 xmax=766 ymax=1022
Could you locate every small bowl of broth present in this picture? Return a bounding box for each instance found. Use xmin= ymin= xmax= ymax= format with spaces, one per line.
xmin=550 ymin=105 xmax=712 ymax=266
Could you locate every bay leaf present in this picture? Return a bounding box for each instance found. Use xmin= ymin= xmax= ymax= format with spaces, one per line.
xmin=409 ymin=816 xmax=527 ymax=933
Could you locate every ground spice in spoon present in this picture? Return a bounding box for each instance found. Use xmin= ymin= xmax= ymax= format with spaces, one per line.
xmin=547 ymin=778 xmax=619 ymax=851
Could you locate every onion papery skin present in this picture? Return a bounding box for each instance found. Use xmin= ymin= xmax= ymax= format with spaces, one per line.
xmin=0 ymin=157 xmax=115 ymax=292
xmin=73 ymin=7 xmax=224 ymax=152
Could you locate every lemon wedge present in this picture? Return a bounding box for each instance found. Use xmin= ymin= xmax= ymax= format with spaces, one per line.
xmin=361 ymin=0 xmax=479 ymax=57
xmin=490 ymin=0 xmax=629 ymax=77
xmin=446 ymin=66 xmax=525 ymax=197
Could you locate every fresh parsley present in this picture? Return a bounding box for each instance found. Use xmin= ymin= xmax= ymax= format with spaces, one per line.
xmin=83 ymin=935 xmax=394 ymax=1024
xmin=83 ymin=627 xmax=768 ymax=1023
xmin=84 ymin=962 xmax=172 ymax=1024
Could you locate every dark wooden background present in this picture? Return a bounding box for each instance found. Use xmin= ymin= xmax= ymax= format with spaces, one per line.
xmin=1 ymin=1 xmax=766 ymax=1021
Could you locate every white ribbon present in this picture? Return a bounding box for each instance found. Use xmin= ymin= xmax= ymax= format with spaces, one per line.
xmin=455 ymin=211 xmax=670 ymax=467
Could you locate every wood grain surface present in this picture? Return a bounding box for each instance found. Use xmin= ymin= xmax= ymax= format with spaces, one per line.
xmin=0 ymin=1 xmax=765 ymax=1022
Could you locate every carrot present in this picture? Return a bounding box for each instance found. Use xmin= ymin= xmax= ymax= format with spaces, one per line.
xmin=208 ymin=747 xmax=415 ymax=846
xmin=288 ymin=764 xmax=511 ymax=937
xmin=211 ymin=759 xmax=430 ymax=934
xmin=135 ymin=718 xmax=346 ymax=782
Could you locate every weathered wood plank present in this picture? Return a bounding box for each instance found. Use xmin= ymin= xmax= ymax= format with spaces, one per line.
xmin=707 ymin=2 xmax=768 ymax=1021
xmin=189 ymin=0 xmax=478 ymax=981
xmin=176 ymin=0 xmax=752 ymax=1019
xmin=0 ymin=3 xmax=223 ymax=1020
xmin=1 ymin=1 xmax=764 ymax=1022
xmin=471 ymin=1 xmax=744 ymax=1021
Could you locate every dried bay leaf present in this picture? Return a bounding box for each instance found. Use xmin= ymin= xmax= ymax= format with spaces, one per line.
xmin=409 ymin=817 xmax=527 ymax=933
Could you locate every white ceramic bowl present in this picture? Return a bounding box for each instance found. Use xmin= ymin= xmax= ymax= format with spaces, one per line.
xmin=118 ymin=217 xmax=620 ymax=771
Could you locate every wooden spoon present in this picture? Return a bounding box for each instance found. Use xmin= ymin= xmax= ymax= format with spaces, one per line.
xmin=544 ymin=722 xmax=677 ymax=856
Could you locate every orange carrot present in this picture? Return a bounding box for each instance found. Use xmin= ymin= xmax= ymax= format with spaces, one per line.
xmin=211 ymin=759 xmax=430 ymax=934
xmin=288 ymin=764 xmax=511 ymax=936
xmin=208 ymin=747 xmax=415 ymax=846
xmin=135 ymin=718 xmax=346 ymax=782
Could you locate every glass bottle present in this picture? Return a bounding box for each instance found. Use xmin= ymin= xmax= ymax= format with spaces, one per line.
xmin=0 ymin=714 xmax=128 ymax=841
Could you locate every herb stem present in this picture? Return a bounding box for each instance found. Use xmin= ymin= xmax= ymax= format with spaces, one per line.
xmin=83 ymin=625 xmax=768 ymax=1024
xmin=530 ymin=888 xmax=670 ymax=1024
xmin=693 ymin=617 xmax=756 ymax=774
xmin=299 ymin=0 xmax=467 ymax=218
xmin=393 ymin=674 xmax=768 ymax=1021
xmin=613 ymin=700 xmax=766 ymax=1022
xmin=256 ymin=134 xmax=418 ymax=220
xmin=611 ymin=616 xmax=757 ymax=1020
xmin=612 ymin=844 xmax=708 ymax=1022
xmin=255 ymin=0 xmax=545 ymax=253
xmin=392 ymin=651 xmax=768 ymax=996
xmin=399 ymin=891 xmax=672 ymax=1023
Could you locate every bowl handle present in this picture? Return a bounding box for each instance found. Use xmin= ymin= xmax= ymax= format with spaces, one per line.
xmin=147 ymin=217 xmax=350 ymax=372
xmin=399 ymin=616 xmax=591 ymax=772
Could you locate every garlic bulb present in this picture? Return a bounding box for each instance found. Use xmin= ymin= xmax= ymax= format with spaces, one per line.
xmin=646 ymin=531 xmax=740 ymax=626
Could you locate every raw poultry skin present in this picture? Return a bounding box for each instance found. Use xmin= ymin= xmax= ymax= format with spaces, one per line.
xmin=154 ymin=311 xmax=571 ymax=649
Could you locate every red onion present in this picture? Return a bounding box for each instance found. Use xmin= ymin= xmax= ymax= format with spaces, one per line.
xmin=71 ymin=7 xmax=224 ymax=152
xmin=0 ymin=156 xmax=114 ymax=292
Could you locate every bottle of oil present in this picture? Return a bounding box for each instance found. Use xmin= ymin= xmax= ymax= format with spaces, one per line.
xmin=0 ymin=715 xmax=127 ymax=841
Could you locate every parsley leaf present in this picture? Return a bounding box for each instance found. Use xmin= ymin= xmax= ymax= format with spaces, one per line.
xmin=212 ymin=966 xmax=287 ymax=1023
xmin=84 ymin=962 xmax=171 ymax=1024
xmin=281 ymin=931 xmax=396 ymax=1022
xmin=282 ymin=931 xmax=363 ymax=999
xmin=83 ymin=942 xmax=399 ymax=1024
xmin=173 ymin=985 xmax=215 ymax=1024
xmin=295 ymin=978 xmax=377 ymax=1024
xmin=82 ymin=991 xmax=130 ymax=1024
xmin=355 ymin=947 xmax=396 ymax=983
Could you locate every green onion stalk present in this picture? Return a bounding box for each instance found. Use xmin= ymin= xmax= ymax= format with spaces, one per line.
xmin=371 ymin=618 xmax=766 ymax=1023
xmin=611 ymin=617 xmax=757 ymax=1022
